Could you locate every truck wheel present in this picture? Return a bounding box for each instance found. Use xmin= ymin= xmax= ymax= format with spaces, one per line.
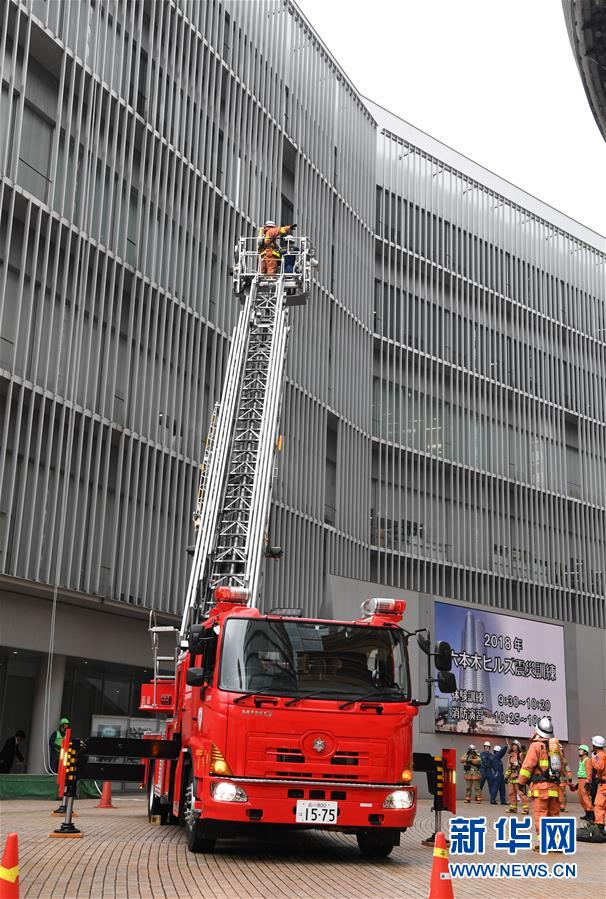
xmin=183 ymin=770 xmax=216 ymax=853
xmin=356 ymin=830 xmax=397 ymax=858
xmin=147 ymin=764 xmax=166 ymax=823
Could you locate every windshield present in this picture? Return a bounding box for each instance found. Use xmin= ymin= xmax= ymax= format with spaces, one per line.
xmin=219 ymin=618 xmax=410 ymax=701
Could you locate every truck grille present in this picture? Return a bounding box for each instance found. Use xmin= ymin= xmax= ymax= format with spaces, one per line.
xmin=270 ymin=747 xmax=305 ymax=764
xmin=331 ymin=751 xmax=360 ymax=766
xmin=247 ymin=736 xmax=387 ymax=781
xmin=266 ymin=746 xmax=363 ymax=779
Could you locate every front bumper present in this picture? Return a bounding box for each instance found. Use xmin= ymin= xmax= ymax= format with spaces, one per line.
xmin=196 ymin=776 xmax=417 ymax=831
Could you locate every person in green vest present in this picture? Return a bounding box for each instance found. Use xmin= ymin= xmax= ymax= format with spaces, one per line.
xmin=48 ymin=717 xmax=69 ymax=774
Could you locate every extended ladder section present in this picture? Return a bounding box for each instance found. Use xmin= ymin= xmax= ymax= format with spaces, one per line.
xmin=179 ymin=236 xmax=315 ymax=639
xmin=193 ymin=403 xmax=219 ymax=533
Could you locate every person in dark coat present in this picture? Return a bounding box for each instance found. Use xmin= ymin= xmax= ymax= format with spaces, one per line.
xmin=479 ymin=741 xmax=494 ymax=798
xmin=0 ymin=730 xmax=26 ymax=773
xmin=490 ymin=743 xmax=508 ymax=804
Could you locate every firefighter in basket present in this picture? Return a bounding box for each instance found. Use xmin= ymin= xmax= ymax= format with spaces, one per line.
xmin=257 ymin=221 xmax=296 ymax=275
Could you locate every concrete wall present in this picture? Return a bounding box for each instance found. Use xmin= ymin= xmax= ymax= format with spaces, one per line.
xmin=326 ymin=574 xmax=606 ymax=799
xmin=0 ymin=588 xmax=157 ymax=668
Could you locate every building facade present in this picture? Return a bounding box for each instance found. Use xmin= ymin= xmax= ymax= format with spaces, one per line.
xmin=0 ymin=0 xmax=604 ymax=775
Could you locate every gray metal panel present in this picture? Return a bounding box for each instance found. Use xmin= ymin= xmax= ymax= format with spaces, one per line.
xmin=0 ymin=0 xmax=603 ymax=633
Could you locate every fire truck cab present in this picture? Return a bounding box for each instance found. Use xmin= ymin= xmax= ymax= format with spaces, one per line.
xmin=144 ymin=593 xmax=455 ymax=857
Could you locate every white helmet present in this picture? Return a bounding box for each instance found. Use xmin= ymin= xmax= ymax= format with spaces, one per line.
xmin=265 ymin=220 xmax=276 ymax=227
xmin=535 ymin=716 xmax=554 ymax=739
xmin=592 ymin=735 xmax=605 ymax=749
xmin=511 ymin=740 xmax=521 ymax=748
xmin=493 ymin=745 xmax=502 ymax=752
xmin=483 ymin=741 xmax=491 ymax=747
xmin=468 ymin=744 xmax=476 ymax=750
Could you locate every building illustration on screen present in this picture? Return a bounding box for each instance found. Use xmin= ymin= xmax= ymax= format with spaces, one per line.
xmin=460 ymin=611 xmax=493 ymax=714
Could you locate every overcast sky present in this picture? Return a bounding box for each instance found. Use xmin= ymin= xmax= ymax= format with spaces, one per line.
xmin=296 ymin=0 xmax=606 ymax=238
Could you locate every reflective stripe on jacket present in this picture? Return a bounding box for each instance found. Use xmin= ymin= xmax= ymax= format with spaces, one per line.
xmin=592 ymin=748 xmax=606 ymax=781
xmin=518 ymin=737 xmax=559 ymax=799
xmin=460 ymin=751 xmax=481 ymax=775
xmin=506 ymin=748 xmax=522 ymax=781
xmin=258 ymin=225 xmax=291 ymax=258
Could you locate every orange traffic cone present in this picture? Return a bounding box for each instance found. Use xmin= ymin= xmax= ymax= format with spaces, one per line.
xmin=428 ymin=831 xmax=454 ymax=898
xmin=0 ymin=832 xmax=19 ymax=899
xmin=95 ymin=781 xmax=116 ymax=809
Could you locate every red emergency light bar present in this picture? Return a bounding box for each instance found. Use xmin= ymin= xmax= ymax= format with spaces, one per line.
xmin=361 ymin=597 xmax=406 ymax=615
xmin=214 ymin=586 xmax=249 ymax=603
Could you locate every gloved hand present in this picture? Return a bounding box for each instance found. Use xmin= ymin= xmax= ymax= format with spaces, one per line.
xmin=570 ymin=782 xmax=578 ymax=791
xmin=290 ymin=223 xmax=297 ymax=230
xmin=584 ymin=782 xmax=592 ymax=793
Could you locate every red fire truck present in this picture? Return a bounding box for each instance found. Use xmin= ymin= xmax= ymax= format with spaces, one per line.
xmin=72 ymin=237 xmax=456 ymax=857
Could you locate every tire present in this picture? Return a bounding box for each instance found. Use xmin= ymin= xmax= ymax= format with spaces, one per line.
xmin=356 ymin=830 xmax=398 ymax=858
xmin=183 ymin=768 xmax=217 ymax=853
xmin=147 ymin=764 xmax=165 ymax=823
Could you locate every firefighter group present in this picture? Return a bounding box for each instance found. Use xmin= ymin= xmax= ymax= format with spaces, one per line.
xmin=460 ymin=723 xmax=606 ymax=846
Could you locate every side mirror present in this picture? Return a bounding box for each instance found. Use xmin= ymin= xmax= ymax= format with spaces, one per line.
xmin=434 ymin=640 xmax=453 ymax=672
xmin=417 ymin=632 xmax=430 ymax=655
xmin=437 ymin=671 xmax=457 ymax=694
xmin=189 ymin=625 xmax=215 ymax=656
xmin=186 ymin=667 xmax=206 ymax=688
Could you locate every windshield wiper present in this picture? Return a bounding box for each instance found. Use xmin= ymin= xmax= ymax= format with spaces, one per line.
xmin=233 ymin=690 xmax=292 ymax=705
xmin=232 ymin=691 xmax=283 ymax=705
xmin=284 ymin=689 xmax=343 ymax=707
xmin=339 ymin=689 xmax=408 ymax=710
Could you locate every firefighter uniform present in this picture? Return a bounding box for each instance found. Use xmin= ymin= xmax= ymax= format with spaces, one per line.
xmin=257 ymin=222 xmax=294 ymax=275
xmin=577 ymin=746 xmax=593 ymax=817
xmin=558 ymin=752 xmax=573 ymax=812
xmin=460 ymin=746 xmax=482 ymax=803
xmin=505 ymin=741 xmax=528 ymax=813
xmin=518 ymin=733 xmax=561 ymax=843
xmin=591 ymin=742 xmax=606 ymax=828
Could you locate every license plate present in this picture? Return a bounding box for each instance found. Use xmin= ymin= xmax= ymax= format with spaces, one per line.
xmin=295 ymin=800 xmax=338 ymax=824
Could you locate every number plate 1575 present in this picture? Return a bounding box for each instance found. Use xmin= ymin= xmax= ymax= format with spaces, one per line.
xmin=295 ymin=800 xmax=338 ymax=824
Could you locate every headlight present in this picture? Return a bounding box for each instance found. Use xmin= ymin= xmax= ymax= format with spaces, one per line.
xmin=383 ymin=789 xmax=414 ymax=809
xmin=210 ymin=781 xmax=248 ymax=803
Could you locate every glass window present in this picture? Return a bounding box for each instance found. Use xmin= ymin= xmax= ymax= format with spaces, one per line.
xmin=219 ymin=618 xmax=409 ymax=701
xmin=18 ymin=104 xmax=53 ymax=202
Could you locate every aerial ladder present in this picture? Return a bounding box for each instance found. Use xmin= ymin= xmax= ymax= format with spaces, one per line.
xmin=179 ymin=235 xmax=315 ymax=637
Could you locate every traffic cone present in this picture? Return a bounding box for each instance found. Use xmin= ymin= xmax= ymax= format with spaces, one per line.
xmin=0 ymin=832 xmax=19 ymax=899
xmin=95 ymin=781 xmax=115 ymax=809
xmin=428 ymin=831 xmax=454 ymax=898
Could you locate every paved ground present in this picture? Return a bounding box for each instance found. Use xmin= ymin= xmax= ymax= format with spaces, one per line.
xmin=0 ymin=797 xmax=604 ymax=898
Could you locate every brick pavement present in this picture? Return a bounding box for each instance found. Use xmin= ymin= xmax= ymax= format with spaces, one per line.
xmin=0 ymin=797 xmax=604 ymax=898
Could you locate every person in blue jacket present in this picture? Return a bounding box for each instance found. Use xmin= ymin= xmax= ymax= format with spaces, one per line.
xmin=479 ymin=741 xmax=494 ymax=799
xmin=490 ymin=743 xmax=508 ymax=805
